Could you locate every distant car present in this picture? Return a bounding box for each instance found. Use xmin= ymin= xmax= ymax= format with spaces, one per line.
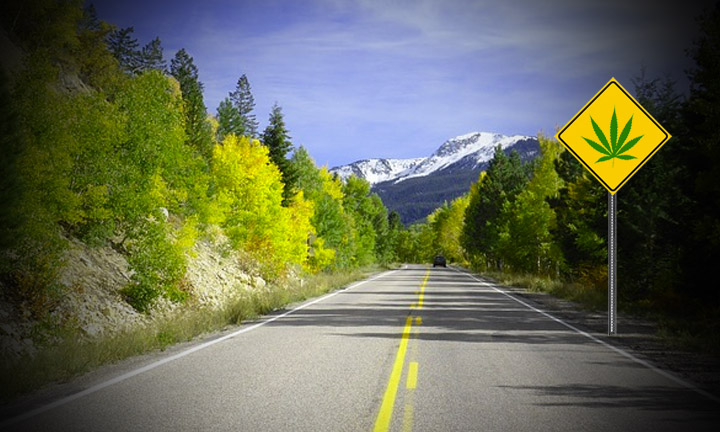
xmin=433 ymin=255 xmax=446 ymax=267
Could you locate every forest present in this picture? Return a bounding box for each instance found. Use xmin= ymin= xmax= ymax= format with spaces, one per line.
xmin=1 ymin=0 xmax=719 ymax=365
xmin=404 ymin=2 xmax=720 ymax=347
xmin=0 ymin=0 xmax=409 ymax=320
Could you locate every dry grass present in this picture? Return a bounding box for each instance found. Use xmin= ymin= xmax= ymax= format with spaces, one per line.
xmin=484 ymin=271 xmax=606 ymax=311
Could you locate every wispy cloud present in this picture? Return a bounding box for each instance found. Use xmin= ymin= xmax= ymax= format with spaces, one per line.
xmin=93 ymin=0 xmax=713 ymax=167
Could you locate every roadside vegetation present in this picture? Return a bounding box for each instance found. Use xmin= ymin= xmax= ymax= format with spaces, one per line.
xmin=1 ymin=0 xmax=719 ymax=401
xmin=398 ymin=4 xmax=720 ymax=354
xmin=0 ymin=0 xmax=406 ymax=399
xmin=0 ymin=266 xmax=381 ymax=402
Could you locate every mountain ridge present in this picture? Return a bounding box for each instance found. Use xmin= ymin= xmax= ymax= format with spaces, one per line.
xmin=330 ymin=131 xmax=540 ymax=225
xmin=331 ymin=131 xmax=536 ymax=185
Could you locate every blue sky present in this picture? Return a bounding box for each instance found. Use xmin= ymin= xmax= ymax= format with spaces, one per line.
xmin=91 ymin=0 xmax=713 ymax=168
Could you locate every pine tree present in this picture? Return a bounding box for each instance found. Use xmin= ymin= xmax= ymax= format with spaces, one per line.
xmin=107 ymin=27 xmax=141 ymax=74
xmin=462 ymin=145 xmax=528 ymax=269
xmin=138 ymin=37 xmax=166 ymax=73
xmin=262 ymin=103 xmax=296 ymax=205
xmin=230 ymin=75 xmax=259 ymax=137
xmin=77 ymin=4 xmax=120 ymax=91
xmin=170 ymin=48 xmax=213 ymax=160
xmin=216 ymin=97 xmax=244 ymax=141
xmin=80 ymin=4 xmax=101 ymax=33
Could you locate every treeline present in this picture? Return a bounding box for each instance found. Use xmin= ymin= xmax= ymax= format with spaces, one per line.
xmin=0 ymin=0 xmax=402 ymax=314
xmin=404 ymin=4 xmax=720 ymax=322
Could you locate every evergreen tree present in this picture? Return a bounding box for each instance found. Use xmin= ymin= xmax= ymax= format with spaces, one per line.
xmin=613 ymin=73 xmax=686 ymax=303
xmin=77 ymin=3 xmax=121 ymax=91
xmin=462 ymin=146 xmax=528 ymax=269
xmin=230 ymin=74 xmax=259 ymax=137
xmin=262 ymin=103 xmax=296 ymax=205
xmin=388 ymin=211 xmax=403 ymax=231
xmin=138 ymin=37 xmax=166 ymax=73
xmin=107 ymin=27 xmax=140 ymax=74
xmin=80 ymin=4 xmax=101 ymax=33
xmin=677 ymin=3 xmax=720 ymax=306
xmin=216 ymin=96 xmax=244 ymax=141
xmin=170 ymin=48 xmax=213 ymax=161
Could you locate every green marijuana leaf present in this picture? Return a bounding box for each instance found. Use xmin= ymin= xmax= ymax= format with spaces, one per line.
xmin=582 ymin=108 xmax=643 ymax=166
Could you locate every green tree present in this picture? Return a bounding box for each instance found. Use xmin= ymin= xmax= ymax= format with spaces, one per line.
xmin=216 ymin=97 xmax=244 ymax=141
xmin=383 ymin=210 xmax=404 ymax=263
xmin=462 ymin=146 xmax=528 ymax=269
xmin=674 ymin=3 xmax=720 ymax=307
xmin=76 ymin=3 xmax=124 ymax=92
xmin=428 ymin=195 xmax=469 ymax=264
xmin=229 ymin=74 xmax=259 ymax=137
xmin=111 ymin=70 xmax=195 ymax=310
xmin=342 ymin=176 xmax=379 ymax=267
xmin=170 ymin=48 xmax=213 ymax=161
xmin=138 ymin=37 xmax=166 ymax=73
xmin=262 ymin=103 xmax=297 ymax=205
xmin=370 ymin=194 xmax=392 ymax=264
xmin=291 ymin=147 xmax=362 ymax=269
xmin=608 ymin=72 xmax=687 ymax=304
xmin=106 ymin=26 xmax=140 ymax=74
xmin=212 ymin=135 xmax=311 ymax=277
xmin=496 ymin=137 xmax=562 ymax=274
xmin=1 ymin=0 xmax=82 ymax=54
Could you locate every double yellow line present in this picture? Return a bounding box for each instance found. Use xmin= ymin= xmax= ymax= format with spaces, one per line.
xmin=373 ymin=269 xmax=429 ymax=432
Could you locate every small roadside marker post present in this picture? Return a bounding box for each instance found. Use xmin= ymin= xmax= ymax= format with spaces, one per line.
xmin=556 ymin=78 xmax=670 ymax=336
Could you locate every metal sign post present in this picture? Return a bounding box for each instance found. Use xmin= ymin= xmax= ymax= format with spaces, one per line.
xmin=556 ymin=78 xmax=671 ymax=336
xmin=608 ymin=192 xmax=617 ymax=335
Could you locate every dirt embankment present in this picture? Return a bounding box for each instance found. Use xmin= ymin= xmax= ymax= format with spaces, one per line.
xmin=0 ymin=234 xmax=264 ymax=363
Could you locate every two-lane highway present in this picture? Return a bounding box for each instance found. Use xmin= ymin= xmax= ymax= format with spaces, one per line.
xmin=3 ymin=265 xmax=719 ymax=431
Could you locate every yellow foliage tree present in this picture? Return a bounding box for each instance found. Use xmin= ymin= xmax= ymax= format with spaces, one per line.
xmin=212 ymin=135 xmax=312 ymax=276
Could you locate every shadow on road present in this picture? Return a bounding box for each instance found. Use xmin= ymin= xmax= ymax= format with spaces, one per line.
xmin=498 ymin=383 xmax=719 ymax=416
xmin=267 ymin=267 xmax=599 ymax=348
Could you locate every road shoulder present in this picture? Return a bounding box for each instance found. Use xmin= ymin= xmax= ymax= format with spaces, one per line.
xmin=455 ymin=266 xmax=720 ymax=401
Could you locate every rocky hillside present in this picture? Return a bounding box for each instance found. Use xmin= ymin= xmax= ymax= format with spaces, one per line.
xmin=0 ymin=232 xmax=266 ymax=362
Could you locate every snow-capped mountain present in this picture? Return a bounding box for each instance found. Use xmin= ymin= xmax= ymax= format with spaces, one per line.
xmin=331 ymin=132 xmax=536 ymax=185
xmin=330 ymin=157 xmax=425 ymax=185
xmin=330 ymin=131 xmax=540 ymax=225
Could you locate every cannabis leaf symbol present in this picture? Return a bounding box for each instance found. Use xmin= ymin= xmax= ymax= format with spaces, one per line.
xmin=583 ymin=108 xmax=643 ymax=166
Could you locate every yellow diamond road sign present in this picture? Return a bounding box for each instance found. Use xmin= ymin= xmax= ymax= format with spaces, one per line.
xmin=556 ymin=78 xmax=671 ymax=194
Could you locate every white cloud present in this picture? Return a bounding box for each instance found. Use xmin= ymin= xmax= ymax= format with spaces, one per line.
xmin=133 ymin=0 xmax=712 ymax=166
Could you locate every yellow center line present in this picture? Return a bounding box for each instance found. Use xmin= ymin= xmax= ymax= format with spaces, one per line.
xmin=373 ymin=316 xmax=413 ymax=432
xmin=402 ymin=403 xmax=414 ymax=432
xmin=406 ymin=362 xmax=418 ymax=389
xmin=417 ymin=270 xmax=429 ymax=309
xmin=373 ymin=270 xmax=430 ymax=432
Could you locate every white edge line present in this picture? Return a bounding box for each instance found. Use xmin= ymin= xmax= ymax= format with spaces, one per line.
xmin=1 ymin=269 xmax=399 ymax=427
xmin=452 ymin=267 xmax=720 ymax=404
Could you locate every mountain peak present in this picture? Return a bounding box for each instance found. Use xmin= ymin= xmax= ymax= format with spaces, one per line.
xmin=329 ymin=131 xmax=540 ymax=224
xmin=330 ymin=131 xmax=535 ymax=186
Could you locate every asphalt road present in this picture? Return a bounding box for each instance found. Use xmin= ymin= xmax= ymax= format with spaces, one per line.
xmin=2 ymin=265 xmax=719 ymax=431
